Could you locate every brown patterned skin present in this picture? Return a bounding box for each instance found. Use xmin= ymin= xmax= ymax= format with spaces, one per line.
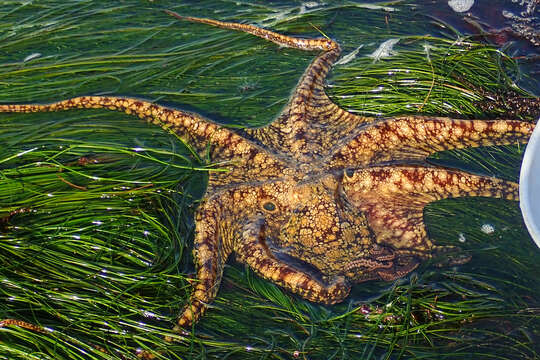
xmin=0 ymin=11 xmax=535 ymax=338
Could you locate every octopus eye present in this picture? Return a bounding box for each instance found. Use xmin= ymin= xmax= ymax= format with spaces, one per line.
xmin=345 ymin=168 xmax=355 ymax=178
xmin=261 ymin=200 xmax=277 ymax=212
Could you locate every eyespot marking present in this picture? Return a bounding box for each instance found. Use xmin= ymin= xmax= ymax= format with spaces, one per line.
xmin=261 ymin=200 xmax=277 ymax=213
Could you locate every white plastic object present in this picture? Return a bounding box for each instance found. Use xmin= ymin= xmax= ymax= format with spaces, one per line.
xmin=519 ymin=120 xmax=540 ymax=248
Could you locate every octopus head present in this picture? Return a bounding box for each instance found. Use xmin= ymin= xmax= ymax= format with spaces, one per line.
xmin=252 ymin=176 xmax=395 ymax=281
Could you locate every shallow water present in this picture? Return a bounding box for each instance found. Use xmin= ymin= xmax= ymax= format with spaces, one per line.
xmin=0 ymin=1 xmax=538 ymax=359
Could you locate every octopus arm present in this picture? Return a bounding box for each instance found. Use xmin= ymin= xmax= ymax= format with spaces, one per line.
xmin=235 ymin=219 xmax=351 ymax=305
xmin=173 ymin=198 xmax=234 ymax=332
xmin=341 ymin=166 xmax=519 ymax=257
xmin=329 ymin=117 xmax=535 ymax=168
xmin=167 ymin=11 xmax=372 ymax=161
xmin=0 ymin=96 xmax=288 ymax=190
xmin=0 ymin=96 xmax=236 ymax=156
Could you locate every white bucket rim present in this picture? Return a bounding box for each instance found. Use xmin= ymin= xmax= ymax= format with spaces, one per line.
xmin=519 ymin=119 xmax=540 ymax=248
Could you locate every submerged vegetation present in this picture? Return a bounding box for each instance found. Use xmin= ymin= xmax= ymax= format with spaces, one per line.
xmin=0 ymin=1 xmax=538 ymax=359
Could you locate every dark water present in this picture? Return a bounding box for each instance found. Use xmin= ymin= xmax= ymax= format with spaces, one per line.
xmin=419 ymin=0 xmax=539 ymax=94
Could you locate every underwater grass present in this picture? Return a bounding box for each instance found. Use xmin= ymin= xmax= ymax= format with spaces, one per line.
xmin=0 ymin=1 xmax=539 ymax=359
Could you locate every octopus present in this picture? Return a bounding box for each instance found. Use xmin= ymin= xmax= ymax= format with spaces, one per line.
xmin=0 ymin=11 xmax=535 ymax=340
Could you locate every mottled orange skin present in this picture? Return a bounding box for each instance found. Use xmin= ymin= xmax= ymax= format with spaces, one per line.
xmin=0 ymin=11 xmax=535 ymax=340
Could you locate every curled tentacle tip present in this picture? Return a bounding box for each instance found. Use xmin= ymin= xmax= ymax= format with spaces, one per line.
xmin=164 ymin=9 xmax=184 ymax=20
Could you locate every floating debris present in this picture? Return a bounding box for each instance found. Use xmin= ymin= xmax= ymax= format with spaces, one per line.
xmin=299 ymin=1 xmax=323 ymax=14
xmin=448 ymin=0 xmax=475 ymax=12
xmin=335 ymin=44 xmax=364 ymax=65
xmin=23 ymin=53 xmax=41 ymax=63
xmin=480 ymin=223 xmax=495 ymax=234
xmin=368 ymin=39 xmax=399 ymax=62
xmin=353 ymin=3 xmax=396 ymax=12
xmin=303 ymin=1 xmax=321 ymax=8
